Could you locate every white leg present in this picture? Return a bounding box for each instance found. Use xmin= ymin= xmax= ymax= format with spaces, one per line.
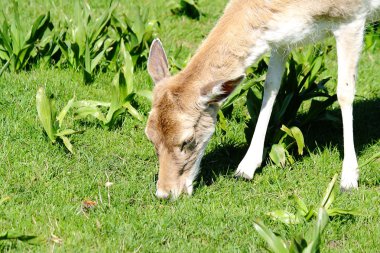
xmin=333 ymin=19 xmax=365 ymax=190
xmin=236 ymin=49 xmax=288 ymax=179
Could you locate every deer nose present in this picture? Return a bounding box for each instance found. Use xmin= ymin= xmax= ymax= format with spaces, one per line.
xmin=155 ymin=189 xmax=170 ymax=199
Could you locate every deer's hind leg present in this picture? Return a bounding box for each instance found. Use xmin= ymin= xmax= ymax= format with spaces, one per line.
xmin=333 ymin=18 xmax=365 ymax=190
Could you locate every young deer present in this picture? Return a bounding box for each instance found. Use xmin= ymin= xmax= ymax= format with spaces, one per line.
xmin=146 ymin=0 xmax=380 ymax=199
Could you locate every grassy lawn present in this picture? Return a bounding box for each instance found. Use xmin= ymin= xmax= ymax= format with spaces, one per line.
xmin=1 ymin=0 xmax=379 ymax=252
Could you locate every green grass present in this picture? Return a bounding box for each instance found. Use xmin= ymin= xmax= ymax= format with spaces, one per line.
xmin=1 ymin=0 xmax=379 ymax=252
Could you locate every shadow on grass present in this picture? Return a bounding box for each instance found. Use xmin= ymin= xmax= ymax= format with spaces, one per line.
xmin=199 ymin=98 xmax=380 ymax=187
xmin=199 ymin=143 xmax=246 ymax=186
xmin=305 ymin=98 xmax=380 ymax=153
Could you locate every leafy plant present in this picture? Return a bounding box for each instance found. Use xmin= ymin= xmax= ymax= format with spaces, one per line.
xmin=55 ymin=2 xmax=159 ymax=83
xmin=109 ymin=5 xmax=160 ymax=68
xmin=254 ymin=47 xmax=337 ymax=166
xmin=0 ymin=1 xmax=52 ymax=75
xmin=170 ymin=0 xmax=202 ymax=19
xmin=221 ymin=45 xmax=337 ymax=166
xmin=57 ymin=2 xmax=116 ymax=83
xmin=74 ymin=40 xmax=151 ymax=128
xmin=254 ymin=208 xmax=329 ymax=253
xmin=269 ymin=125 xmax=305 ymax=167
xmin=36 ymin=87 xmax=83 ymax=153
xmin=267 ymin=174 xmax=361 ymax=225
xmin=0 ymin=1 xmax=159 ymax=85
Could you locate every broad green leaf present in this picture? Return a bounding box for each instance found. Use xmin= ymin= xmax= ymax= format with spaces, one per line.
xmin=143 ymin=20 xmax=159 ymax=43
xmin=292 ymin=194 xmax=309 ymax=216
xmin=90 ymin=49 xmax=105 ymax=72
xmin=74 ymin=106 xmax=106 ymax=123
xmin=136 ymin=89 xmax=153 ymax=101
xmin=304 ymin=208 xmax=316 ymax=221
xmin=279 ymin=125 xmax=304 ymax=155
xmin=0 ymin=20 xmax=13 ymax=54
xmin=57 ymin=97 xmax=75 ymax=128
xmin=281 ymin=126 xmax=305 ymax=155
xmin=73 ymin=100 xmax=110 ymax=108
xmin=84 ymin=40 xmax=91 ymax=73
xmin=60 ymin=136 xmax=74 ymax=154
xmin=222 ymin=78 xmax=259 ymax=110
xmin=119 ymin=39 xmax=134 ymax=94
xmin=36 ymin=87 xmax=56 ymax=142
xmin=280 ymin=125 xmax=293 ymax=137
xmin=327 ymin=208 xmax=362 ymax=217
xmin=218 ymin=110 xmax=228 ymax=132
xmin=16 ymin=45 xmax=34 ymax=70
xmin=89 ymin=3 xmax=115 ymax=46
xmin=359 ymin=151 xmax=380 ymax=168
xmin=105 ymin=107 xmax=126 ymax=128
xmin=0 ymin=46 xmax=10 ymax=60
xmin=73 ymin=1 xmax=86 ymax=51
xmin=125 ymin=102 xmax=143 ymax=122
xmin=310 ymin=56 xmax=323 ymax=82
xmin=57 ymin=40 xmax=70 ymax=64
xmin=27 ymin=12 xmax=51 ymax=44
xmin=320 ymin=174 xmax=338 ymax=209
xmin=297 ymin=69 xmax=312 ymax=93
xmin=109 ymin=71 xmax=126 ymax=114
xmin=127 ymin=5 xmax=145 ymax=43
xmin=56 ymin=129 xmax=84 ymax=137
xmin=269 ymin=144 xmax=286 ymax=167
xmin=10 ymin=1 xmax=22 ymax=55
xmin=303 ymin=208 xmax=329 ymax=253
xmin=289 ymin=236 xmax=308 ymax=253
xmin=0 ymin=56 xmax=11 ymax=77
xmin=253 ymin=220 xmax=289 ymax=253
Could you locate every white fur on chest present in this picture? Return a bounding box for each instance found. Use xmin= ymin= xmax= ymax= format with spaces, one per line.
xmin=244 ymin=17 xmax=330 ymax=68
xmin=264 ymin=18 xmax=331 ymax=47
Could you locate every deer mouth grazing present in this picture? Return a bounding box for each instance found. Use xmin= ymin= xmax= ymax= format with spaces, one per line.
xmin=153 ymin=130 xmax=213 ymax=200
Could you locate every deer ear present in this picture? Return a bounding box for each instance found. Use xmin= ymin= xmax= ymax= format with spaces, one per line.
xmin=148 ymin=39 xmax=170 ymax=84
xmin=200 ymin=75 xmax=245 ymax=105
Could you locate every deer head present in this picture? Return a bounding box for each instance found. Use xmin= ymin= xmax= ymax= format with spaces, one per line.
xmin=146 ymin=39 xmax=244 ymax=199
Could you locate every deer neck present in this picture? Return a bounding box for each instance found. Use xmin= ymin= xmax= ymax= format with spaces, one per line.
xmin=179 ymin=3 xmax=272 ymax=88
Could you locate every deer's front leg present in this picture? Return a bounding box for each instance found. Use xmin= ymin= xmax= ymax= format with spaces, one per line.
xmin=334 ymin=19 xmax=365 ymax=190
xmin=235 ymin=49 xmax=288 ymax=179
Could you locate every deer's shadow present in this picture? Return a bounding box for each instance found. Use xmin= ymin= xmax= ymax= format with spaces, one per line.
xmin=198 ymin=98 xmax=380 ymax=187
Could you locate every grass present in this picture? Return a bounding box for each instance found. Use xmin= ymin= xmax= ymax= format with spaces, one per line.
xmin=1 ymin=0 xmax=379 ymax=252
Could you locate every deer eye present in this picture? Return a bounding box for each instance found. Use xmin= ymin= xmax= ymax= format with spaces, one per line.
xmin=180 ymin=138 xmax=195 ymax=152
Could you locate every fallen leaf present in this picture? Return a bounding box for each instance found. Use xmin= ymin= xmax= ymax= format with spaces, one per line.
xmin=82 ymin=200 xmax=97 ymax=210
